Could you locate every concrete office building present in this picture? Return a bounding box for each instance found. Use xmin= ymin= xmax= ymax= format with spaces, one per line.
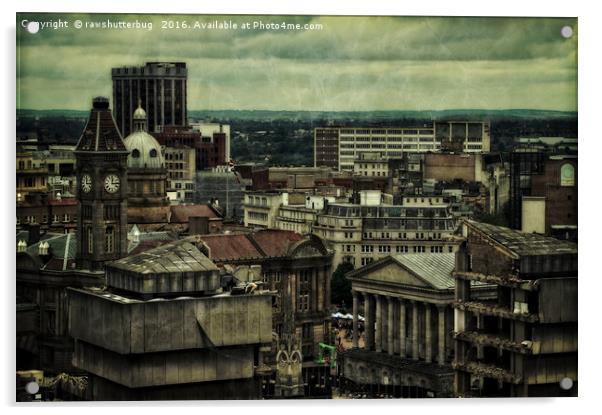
xmin=112 ymin=62 xmax=187 ymax=137
xmin=314 ymin=121 xmax=490 ymax=172
xmin=453 ymin=220 xmax=578 ymax=397
xmin=68 ymin=239 xmax=273 ymax=400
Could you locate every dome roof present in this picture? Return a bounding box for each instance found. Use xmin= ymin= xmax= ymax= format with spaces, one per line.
xmin=124 ymin=131 xmax=165 ymax=169
xmin=133 ymin=99 xmax=147 ymax=120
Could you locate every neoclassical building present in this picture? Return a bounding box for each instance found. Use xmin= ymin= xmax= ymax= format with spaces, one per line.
xmin=123 ymin=101 xmax=170 ymax=226
xmin=340 ymin=253 xmax=496 ymax=398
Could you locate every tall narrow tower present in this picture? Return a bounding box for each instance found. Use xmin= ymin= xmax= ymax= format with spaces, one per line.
xmin=74 ymin=97 xmax=129 ymax=271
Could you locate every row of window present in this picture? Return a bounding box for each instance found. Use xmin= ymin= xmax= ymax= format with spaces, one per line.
xmin=337 ymin=129 xmax=433 ymax=135
xmin=165 ymin=152 xmax=186 ymax=160
xmin=362 ymin=231 xmax=444 ymax=239
xmin=17 ymin=214 xmax=74 ymax=225
xmin=247 ymin=211 xmax=268 ymax=221
xmin=17 ymin=177 xmax=47 ymax=188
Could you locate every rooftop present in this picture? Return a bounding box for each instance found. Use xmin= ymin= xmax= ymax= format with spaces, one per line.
xmin=392 ymin=253 xmax=456 ymax=290
xmin=75 ymin=98 xmax=127 ymax=153
xmin=169 ymin=204 xmax=222 ymax=223
xmin=199 ymin=230 xmax=305 ymax=262
xmin=108 ymin=240 xmax=218 ymax=275
xmin=464 ymin=220 xmax=577 ymax=258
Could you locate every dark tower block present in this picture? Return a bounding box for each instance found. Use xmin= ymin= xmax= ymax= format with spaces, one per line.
xmin=75 ymin=97 xmax=129 ymax=271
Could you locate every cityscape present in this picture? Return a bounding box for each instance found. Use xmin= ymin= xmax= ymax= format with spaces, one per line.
xmin=15 ymin=14 xmax=578 ymax=401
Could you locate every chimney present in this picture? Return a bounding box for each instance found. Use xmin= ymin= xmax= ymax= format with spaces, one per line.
xmin=27 ymin=224 xmax=40 ymax=245
xmin=189 ymin=216 xmax=209 ymax=235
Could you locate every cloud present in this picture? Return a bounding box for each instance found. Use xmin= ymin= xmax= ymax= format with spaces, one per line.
xmin=16 ymin=13 xmax=577 ymax=111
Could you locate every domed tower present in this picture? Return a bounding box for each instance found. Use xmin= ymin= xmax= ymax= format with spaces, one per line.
xmin=123 ymin=100 xmax=170 ymax=226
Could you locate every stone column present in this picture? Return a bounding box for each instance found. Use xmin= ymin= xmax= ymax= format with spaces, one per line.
xmin=352 ymin=291 xmax=359 ymax=349
xmin=365 ymin=294 xmax=374 ymax=350
xmin=477 ymin=314 xmax=484 ymax=360
xmin=375 ymin=295 xmax=382 ymax=353
xmin=411 ymin=301 xmax=419 ymax=360
xmin=399 ymin=299 xmax=407 ymax=357
xmin=387 ymin=297 xmax=394 ymax=355
xmin=437 ymin=305 xmax=446 ymax=366
xmin=425 ymin=303 xmax=432 ymax=363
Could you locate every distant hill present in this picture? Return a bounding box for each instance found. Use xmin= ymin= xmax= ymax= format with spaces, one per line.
xmin=187 ymin=109 xmax=577 ymax=123
xmin=18 ymin=108 xmax=577 ymax=122
xmin=17 ymin=109 xmax=88 ymax=119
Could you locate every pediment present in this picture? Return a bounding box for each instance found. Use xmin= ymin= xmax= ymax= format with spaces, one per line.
xmin=356 ymin=261 xmax=432 ymax=288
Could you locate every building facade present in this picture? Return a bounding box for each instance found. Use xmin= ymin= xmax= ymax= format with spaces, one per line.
xmin=112 ymin=62 xmax=187 ymax=137
xmin=164 ymin=145 xmax=196 ymax=203
xmin=16 ymin=147 xmax=48 ymax=202
xmin=197 ymin=231 xmax=332 ymax=356
xmin=340 ymin=253 xmax=495 ymax=398
xmin=314 ymin=122 xmax=490 ymax=172
xmin=453 ymin=220 xmax=578 ymax=397
xmin=68 ymin=239 xmax=273 ymax=400
xmin=509 ymin=149 xmax=577 ymax=240
xmin=312 ymin=196 xmax=459 ymax=270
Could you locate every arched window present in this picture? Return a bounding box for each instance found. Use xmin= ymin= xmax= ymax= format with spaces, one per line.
xmin=149 ymin=149 xmax=158 ymax=158
xmin=132 ymin=149 xmax=140 ymax=158
xmin=560 ymin=163 xmax=575 ymax=186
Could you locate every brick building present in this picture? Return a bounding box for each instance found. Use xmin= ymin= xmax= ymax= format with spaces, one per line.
xmin=509 ymin=150 xmax=577 ymax=240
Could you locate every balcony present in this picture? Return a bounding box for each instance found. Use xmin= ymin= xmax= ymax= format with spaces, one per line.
xmin=453 ymin=331 xmax=533 ymax=355
xmin=452 ymin=361 xmax=522 ymax=384
xmin=453 ymin=271 xmax=539 ymax=291
xmin=454 ymin=300 xmax=539 ymax=323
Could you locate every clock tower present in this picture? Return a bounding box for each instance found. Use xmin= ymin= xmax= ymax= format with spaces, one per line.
xmin=75 ymin=97 xmax=129 ymax=271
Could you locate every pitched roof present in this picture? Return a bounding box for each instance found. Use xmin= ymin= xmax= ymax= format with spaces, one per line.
xmin=75 ymin=97 xmax=127 ymax=153
xmin=108 ymin=240 xmax=218 ymax=274
xmin=200 ymin=233 xmax=263 ymax=261
xmin=16 ymin=231 xmax=76 ymax=271
xmin=249 ymin=230 xmax=303 ymax=257
xmin=169 ymin=204 xmax=222 ymax=223
xmin=464 ymin=220 xmax=577 ymax=258
xmin=199 ymin=230 xmax=305 ymax=262
xmin=127 ymin=231 xmax=177 ymax=256
xmin=392 ymin=253 xmax=456 ymax=290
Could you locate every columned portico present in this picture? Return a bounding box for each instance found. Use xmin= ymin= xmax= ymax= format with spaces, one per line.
xmin=342 ymin=253 xmax=497 ymax=398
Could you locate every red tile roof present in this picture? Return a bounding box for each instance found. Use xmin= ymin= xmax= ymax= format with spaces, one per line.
xmin=199 ymin=230 xmax=304 ymax=262
xmin=200 ymin=233 xmax=262 ymax=261
xmin=170 ymin=204 xmax=222 ymax=223
xmin=251 ymin=230 xmax=303 ymax=257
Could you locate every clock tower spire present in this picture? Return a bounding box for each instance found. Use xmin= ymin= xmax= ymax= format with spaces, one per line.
xmin=74 ymin=97 xmax=129 ymax=271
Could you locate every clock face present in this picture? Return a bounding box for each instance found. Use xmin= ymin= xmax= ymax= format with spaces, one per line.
xmin=104 ymin=174 xmax=120 ymax=193
xmin=81 ymin=174 xmax=92 ymax=193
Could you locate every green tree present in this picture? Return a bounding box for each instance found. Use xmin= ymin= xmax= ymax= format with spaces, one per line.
xmin=331 ymin=262 xmax=354 ymax=310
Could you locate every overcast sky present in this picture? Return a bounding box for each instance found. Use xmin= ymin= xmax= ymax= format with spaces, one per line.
xmin=16 ymin=13 xmax=577 ymax=112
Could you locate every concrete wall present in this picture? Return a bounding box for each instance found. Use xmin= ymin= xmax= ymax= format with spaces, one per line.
xmin=69 ymin=289 xmax=272 ymax=355
xmin=73 ymin=340 xmax=255 ymax=388
xmin=424 ymin=154 xmax=477 ymax=182
xmin=106 ymin=267 xmax=220 ymax=296
xmin=521 ymin=197 xmax=546 ymax=234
